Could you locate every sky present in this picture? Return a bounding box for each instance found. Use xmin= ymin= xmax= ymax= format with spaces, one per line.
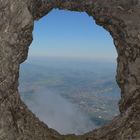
xmin=28 ymin=9 xmax=117 ymax=61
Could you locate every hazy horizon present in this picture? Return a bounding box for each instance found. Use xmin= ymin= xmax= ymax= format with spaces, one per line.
xmin=26 ymin=55 xmax=117 ymax=64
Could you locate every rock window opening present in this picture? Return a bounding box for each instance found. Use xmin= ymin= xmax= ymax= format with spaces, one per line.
xmin=19 ymin=9 xmax=120 ymax=135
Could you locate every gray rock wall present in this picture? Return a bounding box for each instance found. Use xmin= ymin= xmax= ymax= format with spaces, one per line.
xmin=0 ymin=0 xmax=140 ymax=139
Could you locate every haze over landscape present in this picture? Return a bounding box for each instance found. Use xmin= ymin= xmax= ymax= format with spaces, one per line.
xmin=19 ymin=9 xmax=120 ymax=135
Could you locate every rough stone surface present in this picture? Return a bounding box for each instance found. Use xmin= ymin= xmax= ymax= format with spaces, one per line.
xmin=0 ymin=0 xmax=140 ymax=139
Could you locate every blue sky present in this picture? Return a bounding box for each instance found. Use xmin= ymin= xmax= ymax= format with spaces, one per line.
xmin=29 ymin=9 xmax=117 ymax=61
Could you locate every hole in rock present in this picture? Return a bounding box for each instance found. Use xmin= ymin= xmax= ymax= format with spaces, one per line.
xmin=19 ymin=9 xmax=120 ymax=135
